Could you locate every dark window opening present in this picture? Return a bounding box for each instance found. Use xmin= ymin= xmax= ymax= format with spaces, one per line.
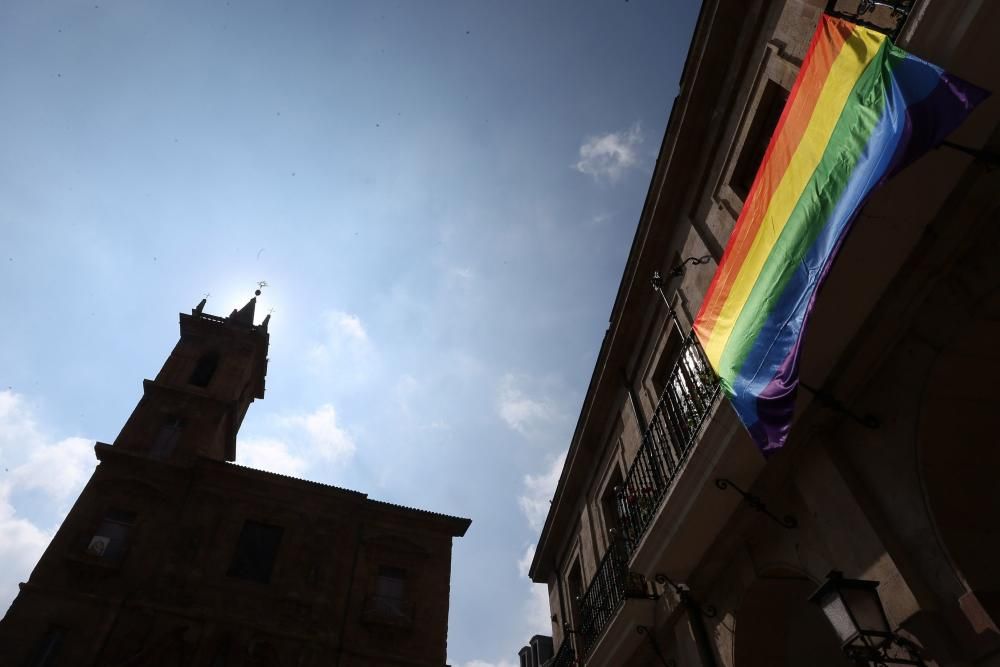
xmin=600 ymin=468 xmax=625 ymax=544
xmin=150 ymin=416 xmax=182 ymax=460
xmin=566 ymin=559 xmax=584 ymax=633
xmin=731 ymin=80 xmax=790 ymax=199
xmin=87 ymin=509 xmax=136 ymax=561
xmin=189 ymin=351 xmax=220 ymax=388
xmin=650 ymin=335 xmax=682 ymax=400
xmin=25 ymin=625 xmax=66 ymax=667
xmin=227 ymin=521 xmax=283 ymax=584
xmin=374 ymin=565 xmax=407 ymax=615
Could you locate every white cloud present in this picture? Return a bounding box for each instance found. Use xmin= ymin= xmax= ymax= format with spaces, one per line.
xmin=573 ymin=122 xmax=643 ymax=182
xmin=589 ymin=212 xmax=612 ymax=226
xmin=331 ymin=311 xmax=368 ymax=343
xmin=237 ymin=437 xmax=308 ymax=477
xmin=518 ymin=451 xmax=567 ymax=532
xmin=497 ymin=374 xmax=559 ymax=437
xmin=281 ymin=404 xmax=356 ymax=464
xmin=518 ymin=544 xmax=554 ymax=637
xmin=307 ymin=310 xmax=374 ymax=369
xmin=526 ymin=582 xmax=551 ymax=632
xmin=237 ymin=403 xmax=357 ymax=478
xmin=0 ymin=390 xmax=94 ymax=611
xmin=10 ymin=436 xmax=94 ymax=502
xmin=517 ymin=542 xmax=536 ymax=578
xmin=462 ymin=544 xmax=553 ymax=667
xmin=445 ymin=265 xmax=476 ymax=290
xmin=0 ymin=506 xmax=50 ymax=613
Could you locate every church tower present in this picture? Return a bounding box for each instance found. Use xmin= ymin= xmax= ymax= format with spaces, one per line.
xmin=0 ymin=296 xmax=470 ymax=667
xmin=113 ymin=294 xmax=269 ymax=464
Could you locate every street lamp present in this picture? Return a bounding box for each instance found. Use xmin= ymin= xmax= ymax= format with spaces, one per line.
xmin=808 ymin=571 xmax=926 ymax=666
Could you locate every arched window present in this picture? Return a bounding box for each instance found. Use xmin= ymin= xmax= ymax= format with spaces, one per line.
xmin=189 ymin=351 xmax=220 ymax=388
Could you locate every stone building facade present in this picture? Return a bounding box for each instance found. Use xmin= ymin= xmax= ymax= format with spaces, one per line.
xmin=528 ymin=1 xmax=1000 ymax=666
xmin=0 ymin=297 xmax=470 ymax=666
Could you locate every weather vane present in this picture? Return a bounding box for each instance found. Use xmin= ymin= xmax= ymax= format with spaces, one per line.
xmin=255 ymin=280 xmax=268 ymax=296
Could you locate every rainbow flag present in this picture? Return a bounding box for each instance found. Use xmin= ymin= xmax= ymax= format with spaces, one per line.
xmin=693 ymin=15 xmax=987 ymax=454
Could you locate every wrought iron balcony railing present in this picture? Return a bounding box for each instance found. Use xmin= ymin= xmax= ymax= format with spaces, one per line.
xmin=617 ymin=332 xmax=720 ymax=554
xmin=575 ymin=539 xmax=651 ymax=657
xmin=549 ymin=638 xmax=576 ymax=667
xmin=557 ymin=334 xmax=718 ymax=661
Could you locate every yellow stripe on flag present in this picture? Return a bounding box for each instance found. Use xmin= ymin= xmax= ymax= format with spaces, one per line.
xmin=702 ymin=25 xmax=885 ymax=366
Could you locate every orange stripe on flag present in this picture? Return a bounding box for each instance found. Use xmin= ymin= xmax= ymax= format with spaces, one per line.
xmin=695 ymin=16 xmax=855 ymax=347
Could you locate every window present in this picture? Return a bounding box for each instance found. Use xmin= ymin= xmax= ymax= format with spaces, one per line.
xmin=227 ymin=521 xmax=283 ymax=584
xmin=374 ymin=566 xmax=407 ymax=615
xmin=26 ymin=625 xmax=65 ymax=667
xmin=86 ymin=509 xmax=136 ymax=561
xmin=730 ymin=80 xmax=789 ymax=199
xmin=150 ymin=416 xmax=182 ymax=460
xmin=566 ymin=558 xmax=584 ymax=631
xmin=189 ymin=351 xmax=220 ymax=388
xmin=650 ymin=335 xmax=682 ymax=400
xmin=599 ymin=468 xmax=624 ymax=543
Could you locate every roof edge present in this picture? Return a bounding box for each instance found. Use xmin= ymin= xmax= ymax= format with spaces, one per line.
xmin=528 ymin=0 xmax=720 ymax=583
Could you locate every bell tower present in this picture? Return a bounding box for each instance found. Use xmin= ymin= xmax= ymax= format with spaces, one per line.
xmin=0 ymin=288 xmax=470 ymax=667
xmin=113 ymin=293 xmax=269 ymax=463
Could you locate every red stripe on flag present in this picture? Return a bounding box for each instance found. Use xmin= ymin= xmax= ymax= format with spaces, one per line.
xmin=695 ymin=15 xmax=855 ymax=346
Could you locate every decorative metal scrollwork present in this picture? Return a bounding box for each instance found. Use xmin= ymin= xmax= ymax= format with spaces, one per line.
xmin=714 ymin=478 xmax=798 ymax=529
xmin=824 ymin=0 xmax=913 ymax=40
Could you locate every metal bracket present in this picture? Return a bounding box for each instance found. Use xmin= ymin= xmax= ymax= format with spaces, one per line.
xmin=715 ymin=478 xmax=798 ymax=529
xmin=800 ymin=382 xmax=880 ymax=429
xmin=824 ymin=0 xmax=912 ymax=39
xmin=654 ymin=574 xmax=717 ymax=618
xmin=845 ymin=634 xmax=928 ymax=666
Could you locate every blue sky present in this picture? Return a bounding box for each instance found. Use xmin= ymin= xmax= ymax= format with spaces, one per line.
xmin=0 ymin=1 xmax=698 ymax=664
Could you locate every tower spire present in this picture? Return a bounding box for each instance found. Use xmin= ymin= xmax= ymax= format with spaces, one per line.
xmin=228 ymin=282 xmax=267 ymax=326
xmin=229 ymin=298 xmax=256 ymax=324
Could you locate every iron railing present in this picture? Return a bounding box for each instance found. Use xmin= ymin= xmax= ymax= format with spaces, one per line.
xmin=560 ymin=332 xmax=719 ymax=661
xmin=196 ymin=312 xmax=228 ymax=325
xmin=549 ymin=638 xmax=576 ymax=667
xmin=575 ymin=539 xmax=651 ymax=657
xmin=617 ymin=332 xmax=720 ymax=554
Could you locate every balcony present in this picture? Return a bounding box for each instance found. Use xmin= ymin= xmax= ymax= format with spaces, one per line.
xmin=617 ymin=333 xmax=720 ymax=556
xmin=574 ymin=539 xmax=652 ymax=659
xmin=564 ymin=335 xmax=764 ymax=663
xmin=549 ymin=639 xmax=575 ymax=667
xmin=618 ymin=332 xmax=764 ymax=582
